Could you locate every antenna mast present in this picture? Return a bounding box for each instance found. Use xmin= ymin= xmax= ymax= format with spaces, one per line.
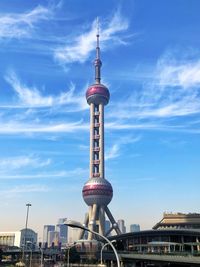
xmin=94 ymin=17 xmax=102 ymax=84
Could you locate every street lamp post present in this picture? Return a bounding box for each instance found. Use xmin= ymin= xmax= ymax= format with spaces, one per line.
xmin=64 ymin=220 xmax=120 ymax=267
xmin=100 ymin=240 xmax=116 ymax=265
xmin=26 ymin=242 xmax=33 ymax=267
xmin=26 ymin=241 xmax=43 ymax=267
xmin=25 ymin=203 xmax=32 ymax=237
xmin=39 ymin=247 xmax=43 ymax=267
xmin=67 ymin=243 xmax=77 ymax=267
xmin=22 ymin=203 xmax=32 ymax=262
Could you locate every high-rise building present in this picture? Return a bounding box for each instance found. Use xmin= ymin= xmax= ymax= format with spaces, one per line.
xmin=43 ymin=225 xmax=55 ymax=245
xmin=105 ymin=220 xmax=111 ymax=235
xmin=79 ymin=28 xmax=121 ymax=241
xmin=56 ymin=218 xmax=68 ymax=246
xmin=57 ymin=218 xmax=67 ymax=224
xmin=117 ymin=220 xmax=126 ymax=234
xmin=48 ymin=231 xmax=59 ymax=247
xmin=130 ymin=224 xmax=140 ymax=232
xmin=68 ymin=228 xmax=80 ymax=244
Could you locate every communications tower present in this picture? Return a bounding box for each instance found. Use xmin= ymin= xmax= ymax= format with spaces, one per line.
xmin=79 ymin=30 xmax=121 ymax=240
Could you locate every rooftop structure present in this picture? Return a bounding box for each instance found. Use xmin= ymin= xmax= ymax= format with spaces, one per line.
xmin=153 ymin=212 xmax=200 ymax=230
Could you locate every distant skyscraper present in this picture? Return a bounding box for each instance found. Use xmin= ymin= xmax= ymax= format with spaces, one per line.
xmin=68 ymin=228 xmax=80 ymax=244
xmin=56 ymin=218 xmax=68 ymax=246
xmin=48 ymin=231 xmax=59 ymax=247
xmin=57 ymin=218 xmax=67 ymax=224
xmin=79 ymin=27 xmax=121 ymax=241
xmin=130 ymin=224 xmax=140 ymax=232
xmin=43 ymin=225 xmax=55 ymax=245
xmin=117 ymin=220 xmax=126 ymax=234
xmin=105 ymin=220 xmax=111 ymax=235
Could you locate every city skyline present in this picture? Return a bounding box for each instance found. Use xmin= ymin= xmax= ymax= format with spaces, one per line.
xmin=0 ymin=0 xmax=200 ymax=239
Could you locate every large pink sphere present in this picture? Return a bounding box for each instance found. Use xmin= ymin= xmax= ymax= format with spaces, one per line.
xmin=82 ymin=177 xmax=113 ymax=206
xmin=86 ymin=84 xmax=110 ymax=105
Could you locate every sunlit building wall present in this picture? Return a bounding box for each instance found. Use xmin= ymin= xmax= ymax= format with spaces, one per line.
xmin=43 ymin=225 xmax=55 ymax=245
xmin=56 ymin=224 xmax=67 ymax=243
xmin=68 ymin=228 xmax=80 ymax=244
xmin=0 ymin=232 xmax=21 ymax=247
xmin=48 ymin=231 xmax=59 ymax=247
xmin=118 ymin=219 xmax=126 ymax=234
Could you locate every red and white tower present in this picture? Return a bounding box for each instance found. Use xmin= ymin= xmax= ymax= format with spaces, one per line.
xmin=79 ymin=31 xmax=121 ymax=240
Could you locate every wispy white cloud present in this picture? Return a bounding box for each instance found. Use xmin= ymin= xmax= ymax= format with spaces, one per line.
xmin=105 ymin=135 xmax=141 ymax=160
xmin=54 ymin=10 xmax=129 ymax=64
xmin=0 ymin=155 xmax=51 ymax=170
xmin=0 ymin=118 xmax=197 ymax=136
xmin=0 ymin=5 xmax=52 ymax=39
xmin=105 ymin=144 xmax=120 ymax=160
xmin=106 ymin=121 xmax=167 ymax=130
xmin=79 ymin=144 xmax=89 ymax=150
xmin=106 ymin=118 xmax=200 ymax=134
xmin=0 ymin=184 xmax=50 ymax=199
xmin=6 ymin=184 xmax=50 ymax=193
xmin=109 ymin=50 xmax=200 ymax=121
xmin=2 ymin=50 xmax=200 ymax=136
xmin=147 ymin=55 xmax=200 ymax=118
xmin=0 ymin=168 xmax=87 ymax=180
xmin=4 ymin=70 xmax=87 ymax=110
xmin=160 ymin=137 xmax=187 ymax=148
xmin=5 ymin=70 xmax=53 ymax=106
xmin=157 ymin=52 xmax=200 ymax=88
xmin=0 ymin=120 xmax=88 ymax=134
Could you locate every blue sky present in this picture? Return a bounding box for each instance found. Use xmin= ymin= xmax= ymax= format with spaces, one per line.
xmin=0 ymin=0 xmax=200 ymax=239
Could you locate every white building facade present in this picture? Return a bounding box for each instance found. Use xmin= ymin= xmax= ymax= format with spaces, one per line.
xmin=0 ymin=232 xmax=21 ymax=247
xmin=0 ymin=228 xmax=37 ymax=248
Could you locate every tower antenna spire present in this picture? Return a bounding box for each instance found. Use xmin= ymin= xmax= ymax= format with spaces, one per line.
xmin=94 ymin=17 xmax=102 ymax=84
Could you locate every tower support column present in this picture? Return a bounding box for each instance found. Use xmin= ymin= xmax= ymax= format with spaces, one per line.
xmin=88 ymin=204 xmax=98 ymax=240
xmin=90 ymin=103 xmax=95 ymax=178
xmin=99 ymin=103 xmax=104 ymax=178
xmin=99 ymin=206 xmax=105 ymax=235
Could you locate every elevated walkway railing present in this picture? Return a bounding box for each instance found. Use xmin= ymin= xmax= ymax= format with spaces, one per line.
xmin=120 ymin=252 xmax=200 ymax=264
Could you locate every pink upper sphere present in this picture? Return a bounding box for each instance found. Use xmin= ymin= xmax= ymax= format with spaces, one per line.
xmin=86 ymin=84 xmax=110 ymax=105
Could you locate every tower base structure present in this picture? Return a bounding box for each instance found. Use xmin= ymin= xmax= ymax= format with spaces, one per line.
xmin=79 ymin=205 xmax=121 ymax=240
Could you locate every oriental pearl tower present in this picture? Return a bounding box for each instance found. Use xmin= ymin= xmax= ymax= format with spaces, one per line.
xmin=79 ymin=30 xmax=121 ymax=240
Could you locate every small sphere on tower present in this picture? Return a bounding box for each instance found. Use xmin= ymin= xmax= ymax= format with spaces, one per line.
xmin=86 ymin=83 xmax=110 ymax=105
xmin=82 ymin=177 xmax=113 ymax=206
xmin=94 ymin=58 xmax=102 ymax=67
